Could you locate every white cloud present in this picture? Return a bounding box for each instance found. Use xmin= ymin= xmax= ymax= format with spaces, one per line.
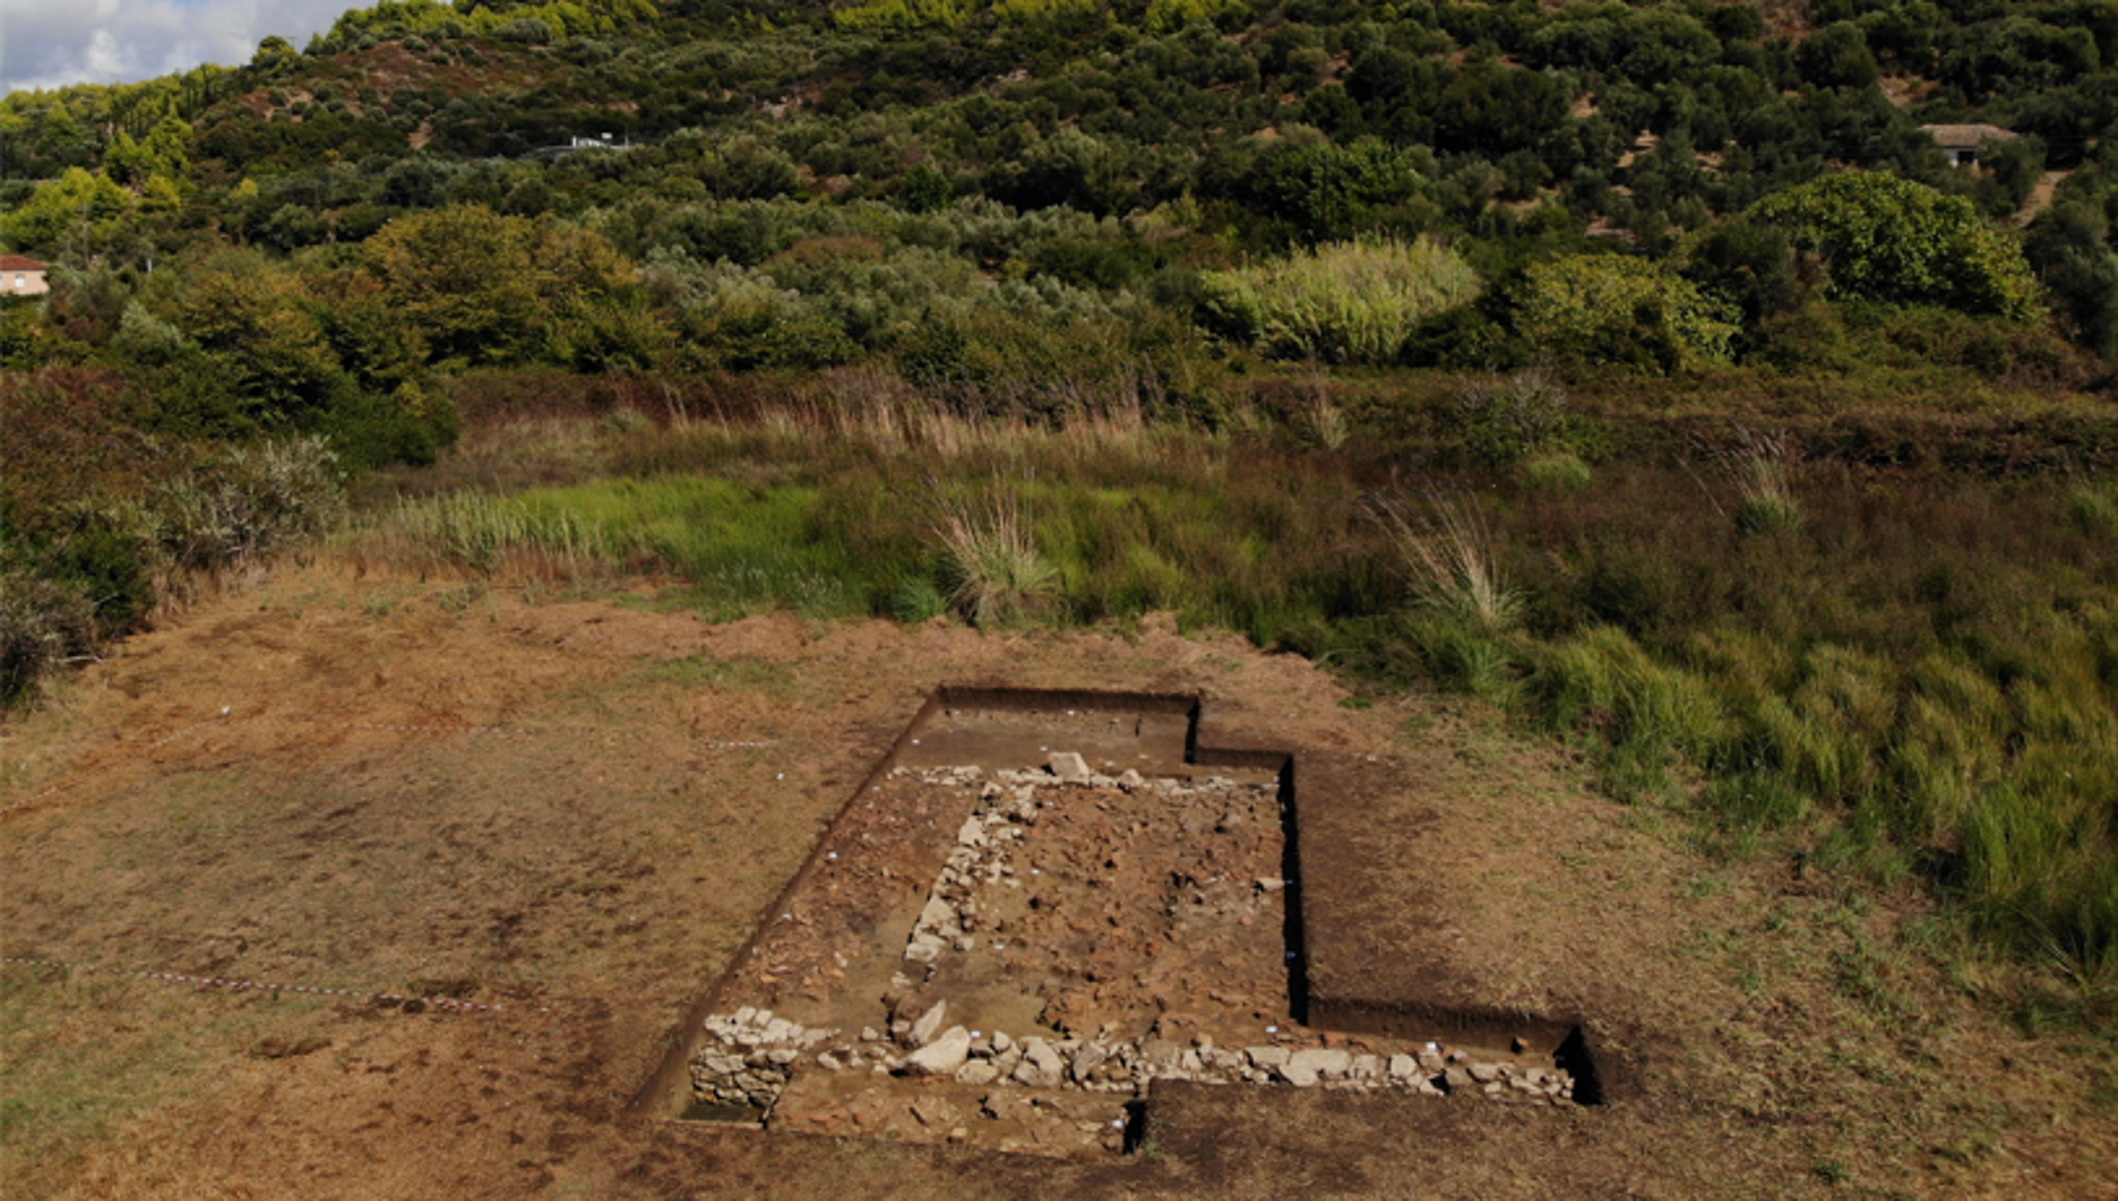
xmin=1 ymin=0 xmax=353 ymax=94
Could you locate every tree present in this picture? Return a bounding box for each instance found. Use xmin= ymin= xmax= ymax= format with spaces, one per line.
xmin=2026 ymin=198 xmax=2118 ymax=357
xmin=174 ymin=262 xmax=353 ymax=428
xmin=1747 ymin=172 xmax=2042 ymax=320
xmin=1429 ymin=65 xmax=1570 ymax=156
xmin=1678 ymin=217 xmax=1810 ymax=328
xmin=364 ymin=204 xmax=634 ymax=366
xmin=1797 ymin=22 xmax=1881 ymax=91
xmin=1 ymin=167 xmax=132 ymax=256
xmin=1240 ymin=140 xmax=1424 ymax=244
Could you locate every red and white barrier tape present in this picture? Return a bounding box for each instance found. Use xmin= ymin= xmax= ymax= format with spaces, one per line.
xmin=0 ymin=956 xmax=499 ymax=1012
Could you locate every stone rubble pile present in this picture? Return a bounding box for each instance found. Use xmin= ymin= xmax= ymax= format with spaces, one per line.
xmin=692 ymin=999 xmax=1573 ymax=1109
xmin=690 ymin=1007 xmax=848 ymax=1109
xmin=880 ymin=998 xmax=1572 ymax=1103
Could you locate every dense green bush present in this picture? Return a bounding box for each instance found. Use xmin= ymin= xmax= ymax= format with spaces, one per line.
xmin=1512 ymin=253 xmax=1737 ymax=372
xmin=1748 ymin=172 xmax=2044 ymax=322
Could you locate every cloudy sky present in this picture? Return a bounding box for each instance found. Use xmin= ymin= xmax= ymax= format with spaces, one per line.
xmin=2 ymin=0 xmax=352 ymax=94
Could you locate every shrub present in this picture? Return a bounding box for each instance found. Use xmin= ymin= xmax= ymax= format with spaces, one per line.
xmin=2068 ymin=481 xmax=2118 ymax=536
xmin=154 ymin=436 xmax=345 ymax=572
xmin=1198 ymin=238 xmax=1481 ymax=365
xmin=1512 ymin=254 xmax=1738 ymax=373
xmin=1523 ymin=451 xmax=1592 ymax=492
xmin=1441 ymin=368 xmax=1577 ymax=466
xmin=1748 ymin=172 xmax=2043 ymax=321
xmin=0 ymin=571 xmax=98 ymax=708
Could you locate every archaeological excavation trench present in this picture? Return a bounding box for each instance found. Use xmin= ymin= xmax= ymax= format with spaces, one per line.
xmin=631 ymin=688 xmax=1607 ymax=1158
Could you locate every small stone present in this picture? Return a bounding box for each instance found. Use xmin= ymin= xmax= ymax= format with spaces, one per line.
xmin=1285 ymin=1048 xmax=1350 ymax=1084
xmin=1443 ymin=1066 xmax=1472 ymax=1092
xmin=766 ymin=1048 xmax=800 ymax=1066
xmin=1468 ymin=1062 xmax=1502 ymax=1084
xmin=1070 ymin=1043 xmax=1108 ymax=1085
xmin=1014 ymin=1038 xmax=1065 ymax=1087
xmin=1141 ymin=1039 xmax=1183 ymax=1067
xmin=917 ymin=896 xmax=956 ymax=934
xmin=957 ymin=1061 xmax=1000 ymax=1085
xmin=1246 ymin=1046 xmax=1290 ymax=1071
xmin=991 ymin=1031 xmax=1014 ymax=1054
xmin=901 ymin=1026 xmax=972 ymax=1077
xmin=904 ymin=933 xmax=947 ymax=963
xmin=816 ymin=1053 xmax=844 ymax=1072
xmin=732 ymin=1006 xmax=757 ymax=1026
xmin=908 ymin=1000 xmax=948 ymax=1048
xmin=1387 ymin=1054 xmax=1420 ymax=1081
xmin=1117 ymin=769 xmax=1145 ymax=790
xmin=1048 ymin=752 xmax=1092 ymax=783
xmin=1255 ymin=877 xmax=1287 ymax=892
xmin=909 ymin=1097 xmax=960 ymax=1127
xmin=957 ymin=816 xmax=987 ymax=847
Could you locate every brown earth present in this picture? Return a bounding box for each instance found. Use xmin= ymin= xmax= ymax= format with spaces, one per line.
xmin=3 ymin=563 xmax=2114 ymax=1200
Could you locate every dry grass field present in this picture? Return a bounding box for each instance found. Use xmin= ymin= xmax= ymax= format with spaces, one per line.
xmin=3 ymin=563 xmax=2114 ymax=1199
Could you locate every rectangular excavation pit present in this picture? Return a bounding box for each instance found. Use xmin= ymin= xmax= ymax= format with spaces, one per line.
xmin=632 ymin=687 xmax=1606 ymax=1158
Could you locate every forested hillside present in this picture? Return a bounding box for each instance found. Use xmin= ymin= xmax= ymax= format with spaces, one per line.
xmin=10 ymin=0 xmax=2118 ymax=408
xmin=5 ymin=2 xmax=2118 ymax=1009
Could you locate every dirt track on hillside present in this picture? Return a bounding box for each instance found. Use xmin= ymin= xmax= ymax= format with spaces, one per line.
xmin=3 ymin=565 xmax=2112 ymax=1200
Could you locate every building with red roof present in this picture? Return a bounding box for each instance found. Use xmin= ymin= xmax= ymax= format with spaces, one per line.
xmin=1 ymin=254 xmax=50 ymax=297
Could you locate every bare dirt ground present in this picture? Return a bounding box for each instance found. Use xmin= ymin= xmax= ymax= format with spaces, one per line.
xmin=4 ymin=563 xmax=2115 ymax=1200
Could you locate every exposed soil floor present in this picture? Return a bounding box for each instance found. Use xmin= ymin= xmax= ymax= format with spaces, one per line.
xmin=3 ymin=564 xmax=2115 ymax=1200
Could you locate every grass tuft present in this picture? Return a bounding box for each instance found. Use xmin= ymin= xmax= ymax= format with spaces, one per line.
xmin=932 ymin=485 xmax=1057 ymax=628
xmin=1731 ymin=433 xmax=1804 ymax=537
xmin=1367 ymin=492 xmax=1522 ymax=633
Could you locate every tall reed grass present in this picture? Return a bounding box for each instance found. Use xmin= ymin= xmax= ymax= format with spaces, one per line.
xmin=1201 ymin=238 xmax=1481 ymax=365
